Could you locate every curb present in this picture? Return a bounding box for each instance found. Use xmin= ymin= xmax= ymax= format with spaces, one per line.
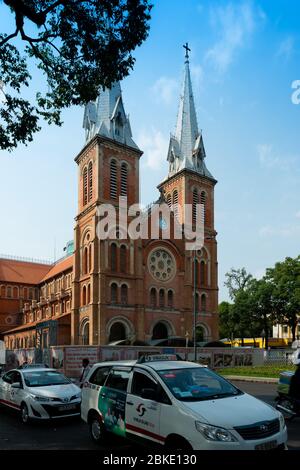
xmin=221 ymin=375 xmax=278 ymax=384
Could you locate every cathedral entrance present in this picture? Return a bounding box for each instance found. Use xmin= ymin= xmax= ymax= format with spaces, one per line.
xmin=152 ymin=322 xmax=168 ymax=340
xmin=109 ymin=322 xmax=126 ymax=342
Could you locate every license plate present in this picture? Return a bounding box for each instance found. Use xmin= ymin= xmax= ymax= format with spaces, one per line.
xmin=255 ymin=440 xmax=277 ymax=450
xmin=58 ymin=404 xmax=76 ymax=411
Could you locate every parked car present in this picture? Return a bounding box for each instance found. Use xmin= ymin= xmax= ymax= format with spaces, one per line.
xmin=0 ymin=368 xmax=81 ymax=423
xmin=81 ymin=354 xmax=287 ymax=450
xmin=18 ymin=363 xmax=50 ymax=370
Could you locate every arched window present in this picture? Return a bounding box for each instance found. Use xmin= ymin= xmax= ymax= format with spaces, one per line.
xmin=201 ymin=294 xmax=207 ymax=312
xmin=7 ymin=286 xmax=12 ymax=298
xmin=82 ymin=286 xmax=87 ymax=306
xmin=87 ymin=284 xmax=91 ymax=304
xmin=200 ymin=261 xmax=206 ymax=286
xmin=13 ymin=287 xmax=18 ymax=298
xmin=83 ymin=247 xmax=88 ymax=274
xmin=120 ymin=245 xmax=127 ymax=273
xmin=110 ymin=159 xmax=117 ymax=199
xmin=159 ymin=289 xmax=165 ymax=308
xmin=83 ymin=166 xmax=88 ymax=206
xmin=0 ymin=286 xmax=5 ymax=297
xmin=150 ymin=288 xmax=157 ymax=308
xmin=88 ymin=245 xmax=92 ymax=273
xmin=194 ymin=259 xmax=199 ymax=286
xmin=24 ymin=287 xmax=28 ymax=300
xmin=195 ymin=292 xmax=199 ymax=313
xmin=111 ymin=243 xmax=117 ymax=271
xmin=193 ymin=188 xmax=198 ymax=225
xmin=120 ymin=162 xmax=128 ymax=197
xmin=167 ymin=290 xmax=173 ymax=308
xmin=173 ymin=190 xmax=179 ymax=219
xmin=88 ymin=161 xmax=93 ymax=202
xmin=167 ymin=193 xmax=172 ymax=208
xmin=121 ymin=284 xmax=128 ymax=305
xmin=111 ymin=283 xmax=118 ymax=304
xmin=200 ymin=191 xmax=206 ymax=225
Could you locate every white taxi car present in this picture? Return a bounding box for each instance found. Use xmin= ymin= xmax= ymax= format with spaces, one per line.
xmin=81 ymin=355 xmax=287 ymax=450
xmin=0 ymin=367 xmax=81 ymax=423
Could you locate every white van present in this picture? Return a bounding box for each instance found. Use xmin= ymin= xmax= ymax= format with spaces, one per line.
xmin=81 ymin=355 xmax=287 ymax=450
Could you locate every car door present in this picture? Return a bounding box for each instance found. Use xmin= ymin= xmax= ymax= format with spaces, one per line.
xmin=125 ymin=369 xmax=165 ymax=446
xmin=81 ymin=365 xmax=112 ymax=422
xmin=0 ymin=371 xmax=20 ymax=409
xmin=98 ymin=367 xmax=131 ymax=437
xmin=9 ymin=371 xmax=24 ymax=409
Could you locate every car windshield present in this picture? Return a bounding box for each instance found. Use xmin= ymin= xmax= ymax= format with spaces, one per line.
xmin=158 ymin=367 xmax=243 ymax=401
xmin=23 ymin=371 xmax=71 ymax=387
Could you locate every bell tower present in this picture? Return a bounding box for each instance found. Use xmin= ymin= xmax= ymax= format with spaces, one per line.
xmin=158 ymin=45 xmax=219 ymax=341
xmin=71 ymin=82 xmax=143 ymax=345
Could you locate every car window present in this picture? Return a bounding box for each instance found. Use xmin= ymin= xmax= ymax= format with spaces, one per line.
xmin=2 ymin=371 xmax=15 ymax=384
xmin=12 ymin=371 xmax=22 ymax=384
xmin=23 ymin=371 xmax=71 ymax=387
xmin=131 ymin=371 xmax=157 ymax=397
xmin=89 ymin=366 xmax=111 ymax=386
xmin=105 ymin=369 xmax=130 ymax=392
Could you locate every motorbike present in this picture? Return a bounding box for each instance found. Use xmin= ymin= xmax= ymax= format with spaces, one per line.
xmin=275 ymin=370 xmax=300 ymax=420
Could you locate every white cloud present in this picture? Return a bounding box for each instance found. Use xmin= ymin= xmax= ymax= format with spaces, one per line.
xmin=257 ymin=144 xmax=296 ymax=171
xmin=151 ymin=77 xmax=179 ymax=105
xmin=205 ymin=2 xmax=265 ymax=73
xmin=277 ymin=36 xmax=295 ymax=60
xmin=137 ymin=128 xmax=169 ymax=171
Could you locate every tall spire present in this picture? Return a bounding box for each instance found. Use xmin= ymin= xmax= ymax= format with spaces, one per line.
xmin=83 ymin=82 xmax=139 ymax=150
xmin=167 ymin=45 xmax=214 ymax=179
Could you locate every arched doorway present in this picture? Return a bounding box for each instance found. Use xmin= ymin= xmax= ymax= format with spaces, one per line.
xmin=81 ymin=320 xmax=90 ymax=345
xmin=196 ymin=325 xmax=205 ymax=342
xmin=109 ymin=322 xmax=126 ymax=342
xmin=152 ymin=322 xmax=168 ymax=340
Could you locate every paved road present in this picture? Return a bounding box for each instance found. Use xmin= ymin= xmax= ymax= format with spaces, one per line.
xmin=0 ymin=381 xmax=299 ymax=450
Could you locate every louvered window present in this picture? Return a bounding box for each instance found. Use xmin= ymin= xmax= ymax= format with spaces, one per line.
xmin=88 ymin=162 xmax=93 ymax=202
xmin=83 ymin=167 xmax=88 ymax=205
xmin=167 ymin=193 xmax=172 ymax=208
xmin=110 ymin=160 xmax=117 ymax=199
xmin=193 ymin=188 xmax=198 ymax=224
xmin=120 ymin=162 xmax=128 ymax=197
xmin=173 ymin=190 xmax=179 ymax=219
xmin=200 ymin=191 xmax=206 ymax=225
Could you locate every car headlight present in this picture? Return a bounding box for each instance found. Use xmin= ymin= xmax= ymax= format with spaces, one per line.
xmin=74 ymin=393 xmax=81 ymax=399
xmin=29 ymin=394 xmax=52 ymax=402
xmin=195 ymin=421 xmax=237 ymax=442
xmin=279 ymin=413 xmax=286 ymax=429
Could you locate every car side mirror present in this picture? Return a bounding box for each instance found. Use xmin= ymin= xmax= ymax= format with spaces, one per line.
xmin=11 ymin=382 xmax=21 ymax=389
xmin=141 ymin=388 xmax=156 ymax=400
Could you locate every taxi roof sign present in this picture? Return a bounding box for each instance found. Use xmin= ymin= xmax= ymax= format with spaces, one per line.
xmin=137 ymin=354 xmax=183 ymax=363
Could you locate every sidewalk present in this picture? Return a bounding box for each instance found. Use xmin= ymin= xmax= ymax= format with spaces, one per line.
xmin=222 ymin=375 xmax=278 ymax=384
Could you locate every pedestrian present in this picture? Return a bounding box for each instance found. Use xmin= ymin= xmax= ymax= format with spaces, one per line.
xmin=79 ymin=358 xmax=91 ymax=388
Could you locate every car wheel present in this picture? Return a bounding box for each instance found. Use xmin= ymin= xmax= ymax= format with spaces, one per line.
xmin=21 ymin=403 xmax=30 ymax=424
xmin=89 ymin=414 xmax=106 ymax=445
xmin=165 ymin=436 xmax=193 ymax=451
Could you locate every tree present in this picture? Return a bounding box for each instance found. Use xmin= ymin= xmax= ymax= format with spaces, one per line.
xmin=224 ymin=267 xmax=253 ymax=301
xmin=266 ymin=256 xmax=300 ymax=342
xmin=0 ymin=0 xmax=152 ymax=151
xmin=218 ymin=301 xmax=234 ymax=340
xmin=247 ymin=279 xmax=275 ymax=350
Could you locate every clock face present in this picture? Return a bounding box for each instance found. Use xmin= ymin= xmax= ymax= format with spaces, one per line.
xmin=148 ymin=248 xmax=176 ymax=282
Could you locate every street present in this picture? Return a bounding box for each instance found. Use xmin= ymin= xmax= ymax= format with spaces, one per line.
xmin=0 ymin=381 xmax=299 ymax=450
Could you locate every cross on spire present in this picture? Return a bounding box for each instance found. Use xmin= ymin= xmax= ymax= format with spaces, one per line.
xmin=183 ymin=42 xmax=191 ymax=61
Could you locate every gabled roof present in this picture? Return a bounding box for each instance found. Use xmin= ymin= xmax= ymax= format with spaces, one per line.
xmin=0 ymin=259 xmax=51 ymax=285
xmin=40 ymin=255 xmax=73 ymax=283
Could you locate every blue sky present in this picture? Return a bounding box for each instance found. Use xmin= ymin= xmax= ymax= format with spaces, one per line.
xmin=0 ymin=0 xmax=300 ymax=302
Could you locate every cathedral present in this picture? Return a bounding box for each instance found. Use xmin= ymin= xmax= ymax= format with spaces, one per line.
xmin=0 ymin=51 xmax=219 ymax=349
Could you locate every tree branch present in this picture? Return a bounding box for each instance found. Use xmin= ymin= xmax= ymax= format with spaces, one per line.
xmin=0 ymin=29 xmax=19 ymax=47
